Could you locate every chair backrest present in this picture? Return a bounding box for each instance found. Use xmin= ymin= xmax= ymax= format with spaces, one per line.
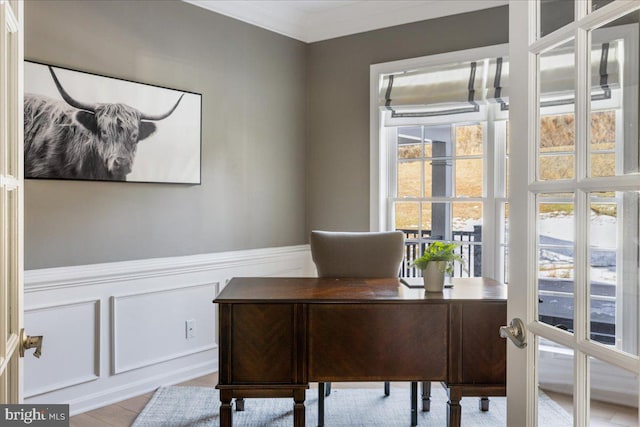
xmin=310 ymin=230 xmax=405 ymax=278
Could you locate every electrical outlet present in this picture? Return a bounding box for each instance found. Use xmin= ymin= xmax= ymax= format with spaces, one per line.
xmin=186 ymin=319 xmax=196 ymax=339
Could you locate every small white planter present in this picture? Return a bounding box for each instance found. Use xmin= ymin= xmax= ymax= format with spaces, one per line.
xmin=422 ymin=261 xmax=446 ymax=292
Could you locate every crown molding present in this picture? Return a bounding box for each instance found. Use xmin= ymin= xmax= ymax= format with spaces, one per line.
xmin=183 ymin=1 xmax=508 ymax=43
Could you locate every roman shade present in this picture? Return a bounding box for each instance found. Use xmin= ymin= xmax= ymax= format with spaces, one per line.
xmin=537 ymin=41 xmax=620 ymax=107
xmin=379 ymin=60 xmax=487 ymax=118
xmin=379 ymin=42 xmax=619 ymax=120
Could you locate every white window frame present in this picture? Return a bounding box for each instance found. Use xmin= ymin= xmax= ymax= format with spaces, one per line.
xmin=370 ymin=44 xmax=508 ymax=281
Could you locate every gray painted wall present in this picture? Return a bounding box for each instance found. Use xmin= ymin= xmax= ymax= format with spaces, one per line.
xmin=305 ymin=6 xmax=508 ymax=233
xmin=24 ymin=0 xmax=307 ymax=269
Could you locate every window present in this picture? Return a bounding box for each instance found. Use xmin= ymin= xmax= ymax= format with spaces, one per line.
xmin=370 ymin=44 xmax=509 ymax=282
xmin=371 ymin=32 xmax=635 ymax=354
xmin=393 ymin=122 xmax=488 ymax=278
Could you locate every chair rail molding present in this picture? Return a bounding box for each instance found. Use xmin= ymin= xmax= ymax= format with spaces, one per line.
xmin=25 ymin=244 xmax=312 ymax=292
xmin=23 ymin=244 xmax=313 ymax=415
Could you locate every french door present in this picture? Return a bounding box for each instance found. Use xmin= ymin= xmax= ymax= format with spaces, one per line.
xmin=0 ymin=0 xmax=23 ymax=404
xmin=509 ymin=0 xmax=640 ymax=425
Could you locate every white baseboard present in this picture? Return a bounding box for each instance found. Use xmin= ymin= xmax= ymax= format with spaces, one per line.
xmin=67 ymin=355 xmax=217 ymax=416
xmin=23 ymin=244 xmax=313 ymax=415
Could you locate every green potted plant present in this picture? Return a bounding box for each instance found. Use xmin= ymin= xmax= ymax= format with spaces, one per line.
xmin=412 ymin=241 xmax=465 ymax=292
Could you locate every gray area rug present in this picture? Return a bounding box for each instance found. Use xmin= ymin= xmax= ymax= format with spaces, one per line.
xmin=133 ymin=385 xmax=571 ymax=426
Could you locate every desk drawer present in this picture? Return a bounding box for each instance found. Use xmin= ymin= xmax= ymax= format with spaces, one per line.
xmin=227 ymin=304 xmax=304 ymax=384
xmin=308 ymin=303 xmax=448 ymax=381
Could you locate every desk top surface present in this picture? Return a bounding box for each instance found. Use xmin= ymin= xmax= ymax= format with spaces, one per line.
xmin=215 ymin=277 xmax=506 ymax=303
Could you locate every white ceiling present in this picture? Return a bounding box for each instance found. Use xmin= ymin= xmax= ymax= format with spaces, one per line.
xmin=183 ymin=0 xmax=508 ymax=43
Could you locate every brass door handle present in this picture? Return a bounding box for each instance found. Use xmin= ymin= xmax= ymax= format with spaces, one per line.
xmin=499 ymin=318 xmax=527 ymax=349
xmin=20 ymin=329 xmax=43 ymax=358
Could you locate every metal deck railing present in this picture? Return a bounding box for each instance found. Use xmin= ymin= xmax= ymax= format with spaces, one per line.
xmin=398 ymin=226 xmax=482 ymax=278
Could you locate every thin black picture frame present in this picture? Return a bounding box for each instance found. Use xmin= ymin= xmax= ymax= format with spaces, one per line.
xmin=24 ymin=60 xmax=202 ymax=185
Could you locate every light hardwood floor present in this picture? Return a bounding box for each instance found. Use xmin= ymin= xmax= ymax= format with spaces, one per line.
xmin=71 ymin=373 xmax=638 ymax=426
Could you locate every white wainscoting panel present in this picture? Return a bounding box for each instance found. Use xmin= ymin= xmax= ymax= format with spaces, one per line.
xmin=24 ymin=300 xmax=100 ymax=397
xmin=539 ymin=348 xmax=640 ymax=408
xmin=23 ymin=244 xmax=312 ymax=415
xmin=112 ymin=282 xmax=217 ymax=374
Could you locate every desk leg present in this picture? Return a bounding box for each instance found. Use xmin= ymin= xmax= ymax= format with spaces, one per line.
xmin=318 ymin=383 xmax=325 ymax=426
xmin=446 ymin=388 xmax=462 ymax=427
xmin=421 ymin=382 xmax=431 ymax=412
xmin=410 ymin=382 xmax=418 ymax=426
xmin=220 ymin=390 xmax=233 ymax=427
xmin=235 ymin=398 xmax=245 ymax=411
xmin=479 ymin=397 xmax=490 ymax=412
xmin=293 ymin=389 xmax=306 ymax=427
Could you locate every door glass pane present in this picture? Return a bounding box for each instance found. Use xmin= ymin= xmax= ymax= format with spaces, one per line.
xmin=591 ymin=0 xmax=614 ymax=12
xmin=590 ymin=11 xmax=640 ymax=177
xmin=504 ymin=120 xmax=510 ymax=197
xmin=539 ymin=39 xmax=575 ymax=181
xmin=502 ymin=202 xmax=509 ymax=283
xmin=398 ymin=160 xmax=421 ymax=198
xmin=1 ymin=189 xmax=6 ymax=340
xmin=538 ymin=339 xmax=574 ymax=426
xmin=589 ymin=110 xmax=615 ymax=178
xmin=6 ymin=190 xmax=16 ymax=337
xmin=540 ymin=153 xmax=574 ymax=181
xmin=589 ymin=191 xmax=639 ymax=356
xmin=538 ymin=193 xmax=575 ymax=332
xmin=8 ymin=1 xmax=21 ymax=13
xmin=0 ymin=369 xmax=5 ymax=403
xmin=506 ymin=120 xmax=510 ymax=154
xmin=1 ymin=20 xmax=7 ymax=177
xmin=0 ymin=9 xmax=7 ymax=342
xmin=505 ymin=158 xmax=510 ymax=196
xmin=539 ymin=112 xmax=575 ymax=172
xmin=8 ymin=28 xmax=17 ymax=177
xmin=589 ymin=357 xmax=639 ymax=426
xmin=540 ymin=0 xmax=575 ymax=38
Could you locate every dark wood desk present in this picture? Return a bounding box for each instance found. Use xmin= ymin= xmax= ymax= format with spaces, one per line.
xmin=215 ymin=277 xmax=506 ymax=427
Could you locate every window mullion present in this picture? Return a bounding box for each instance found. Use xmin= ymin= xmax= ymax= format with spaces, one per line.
xmin=484 ymin=108 xmax=496 ymax=279
xmin=419 ymin=126 xmax=424 ymax=245
xmin=386 ymin=126 xmax=397 ymax=232
xmin=574 ymin=19 xmax=589 ymax=427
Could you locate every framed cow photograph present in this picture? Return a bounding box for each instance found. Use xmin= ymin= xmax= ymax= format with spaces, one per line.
xmin=24 ymin=61 xmax=201 ymax=184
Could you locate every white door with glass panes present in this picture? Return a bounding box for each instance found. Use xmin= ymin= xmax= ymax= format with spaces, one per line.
xmin=0 ymin=0 xmax=26 ymax=404
xmin=508 ymin=0 xmax=640 ymax=425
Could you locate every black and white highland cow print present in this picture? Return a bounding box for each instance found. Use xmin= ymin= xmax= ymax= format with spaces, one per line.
xmin=24 ymin=63 xmax=202 ymax=183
